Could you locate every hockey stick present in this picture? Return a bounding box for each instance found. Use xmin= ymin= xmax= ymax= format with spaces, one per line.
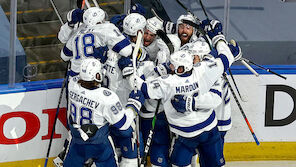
xmin=44 ymin=63 xmax=70 ymax=167
xmin=84 ymin=0 xmax=99 ymax=8
xmin=196 ymin=0 xmax=253 ymax=102
xmin=132 ymin=31 xmax=143 ymax=166
xmin=175 ymin=0 xmax=199 ymax=21
xmin=197 ymin=0 xmax=259 ymax=77
xmin=228 ymin=68 xmax=247 ymax=102
xmin=197 ymin=0 xmax=259 ymax=144
xmin=223 ymin=74 xmax=260 ymax=145
xmin=241 ymin=58 xmax=287 ymax=80
xmin=49 ymin=0 xmax=64 ymax=25
xmin=140 ymin=99 xmax=161 ymax=167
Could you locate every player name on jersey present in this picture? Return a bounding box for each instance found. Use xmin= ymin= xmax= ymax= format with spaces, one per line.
xmin=175 ymin=82 xmax=199 ymax=94
xmin=69 ymin=90 xmax=100 ymax=109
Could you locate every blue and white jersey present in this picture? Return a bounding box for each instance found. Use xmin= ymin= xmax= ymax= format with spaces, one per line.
xmin=136 ymin=61 xmax=164 ymax=118
xmin=103 ymin=50 xmax=131 ymax=105
xmin=143 ymin=70 xmax=218 ymax=138
xmin=61 ymin=22 xmax=132 ymax=75
xmin=68 ymin=76 xmax=135 ymax=131
xmin=215 ymin=76 xmax=232 ymax=131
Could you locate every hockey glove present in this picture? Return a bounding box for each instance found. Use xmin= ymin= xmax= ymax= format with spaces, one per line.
xmin=171 ymin=93 xmax=198 ymax=113
xmin=228 ymin=39 xmax=242 ymax=62
xmin=202 ymin=19 xmax=226 ymax=48
xmin=126 ymin=90 xmax=145 ymax=114
xmin=67 ymin=9 xmax=84 ymax=27
xmin=129 ymin=3 xmax=146 ymax=16
xmin=118 ymin=56 xmax=134 ymax=77
xmin=92 ymin=46 xmax=109 ymax=64
xmin=110 ymin=14 xmax=126 ymax=32
xmin=154 ymin=62 xmax=172 ymax=76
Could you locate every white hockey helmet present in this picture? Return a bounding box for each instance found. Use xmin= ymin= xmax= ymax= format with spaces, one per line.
xmin=80 ymin=58 xmax=103 ymax=82
xmin=169 ymin=50 xmax=193 ymax=75
xmin=146 ymin=17 xmax=163 ymax=34
xmin=83 ymin=7 xmax=106 ymax=26
xmin=180 ymin=40 xmax=211 ymax=59
xmin=177 ymin=14 xmax=197 ymax=27
xmin=123 ymin=13 xmax=147 ymax=36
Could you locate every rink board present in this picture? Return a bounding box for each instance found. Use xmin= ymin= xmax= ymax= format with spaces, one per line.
xmin=1 ymin=68 xmax=296 ymax=166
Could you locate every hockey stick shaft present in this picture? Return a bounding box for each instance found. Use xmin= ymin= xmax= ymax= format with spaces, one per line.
xmin=49 ymin=0 xmax=64 ymax=25
xmin=132 ymin=31 xmax=143 ymax=166
xmin=240 ymin=59 xmax=259 ymax=76
xmin=140 ymin=99 xmax=161 ymax=167
xmin=228 ymin=69 xmax=245 ymax=101
xmin=223 ymin=74 xmax=260 ymax=145
xmin=44 ymin=63 xmax=70 ymax=167
xmin=242 ymin=58 xmax=287 ymax=80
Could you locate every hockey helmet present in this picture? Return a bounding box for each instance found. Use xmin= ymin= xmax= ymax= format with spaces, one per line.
xmin=169 ymin=50 xmax=193 ymax=75
xmin=180 ymin=40 xmax=210 ymax=60
xmin=83 ymin=7 xmax=106 ymax=26
xmin=80 ymin=58 xmax=103 ymax=82
xmin=123 ymin=13 xmax=147 ymax=36
xmin=177 ymin=14 xmax=197 ymax=27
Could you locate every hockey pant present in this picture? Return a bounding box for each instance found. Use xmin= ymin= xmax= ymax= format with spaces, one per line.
xmin=141 ymin=112 xmax=171 ymax=167
xmin=170 ymin=126 xmax=225 ymax=167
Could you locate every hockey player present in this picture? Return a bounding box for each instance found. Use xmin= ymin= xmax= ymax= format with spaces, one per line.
xmin=63 ymin=58 xmax=145 ymax=167
xmin=103 ymin=12 xmax=148 ymax=167
xmin=55 ymin=7 xmax=133 ymax=166
xmin=60 ymin=7 xmax=132 ymax=78
xmin=173 ymin=39 xmax=234 ymax=167
xmin=128 ymin=19 xmax=242 ymax=166
xmin=144 ymin=16 xmax=181 ymax=64
xmin=176 ymin=14 xmax=199 ymax=46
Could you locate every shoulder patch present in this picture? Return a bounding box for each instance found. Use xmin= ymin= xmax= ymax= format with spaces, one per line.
xmin=103 ymin=90 xmax=112 ymax=96
xmin=161 ymin=74 xmax=169 ymax=79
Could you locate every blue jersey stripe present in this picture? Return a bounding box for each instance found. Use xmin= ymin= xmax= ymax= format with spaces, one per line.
xmin=69 ymin=70 xmax=79 ymax=77
xmin=112 ymin=38 xmax=130 ymax=53
xmin=113 ymin=114 xmax=127 ymax=129
xmin=210 ymin=88 xmax=222 ymax=97
xmin=218 ymin=118 xmax=231 ymax=126
xmin=217 ymin=54 xmax=229 ymax=73
xmin=169 ymin=111 xmax=216 ymax=133
xmin=63 ymin=46 xmax=73 ymax=57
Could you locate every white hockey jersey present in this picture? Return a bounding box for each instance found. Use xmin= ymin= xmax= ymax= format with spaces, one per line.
xmin=61 ymin=22 xmax=132 ymax=75
xmin=136 ymin=61 xmax=164 ymax=118
xmin=132 ymin=41 xmax=234 ymax=137
xmin=68 ymin=76 xmax=135 ymax=130
xmin=103 ymin=50 xmax=131 ymax=105
xmin=215 ymin=76 xmax=232 ymax=131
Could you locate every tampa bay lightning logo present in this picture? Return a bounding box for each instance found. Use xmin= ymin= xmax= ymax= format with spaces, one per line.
xmin=161 ymin=75 xmax=169 ymax=79
xmin=103 ymin=90 xmax=111 ymax=96
xmin=180 ymin=54 xmax=186 ymax=58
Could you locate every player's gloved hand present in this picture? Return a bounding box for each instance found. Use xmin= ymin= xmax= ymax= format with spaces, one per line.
xmin=67 ymin=8 xmax=84 ymax=27
xmin=126 ymin=90 xmax=145 ymax=114
xmin=129 ymin=3 xmax=146 ymax=16
xmin=92 ymin=46 xmax=109 ymax=64
xmin=228 ymin=39 xmax=242 ymax=62
xmin=163 ymin=21 xmax=176 ymax=34
xmin=110 ymin=14 xmax=126 ymax=32
xmin=202 ymin=19 xmax=226 ymax=47
xmin=118 ymin=56 xmax=134 ymax=77
xmin=171 ymin=93 xmax=198 ymax=113
xmin=154 ymin=62 xmax=172 ymax=76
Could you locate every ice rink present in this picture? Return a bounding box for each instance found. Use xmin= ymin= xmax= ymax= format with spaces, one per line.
xmin=201 ymin=161 xmax=296 ymax=167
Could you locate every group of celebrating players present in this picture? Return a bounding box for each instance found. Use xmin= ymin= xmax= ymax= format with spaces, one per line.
xmin=54 ymin=2 xmax=242 ymax=167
